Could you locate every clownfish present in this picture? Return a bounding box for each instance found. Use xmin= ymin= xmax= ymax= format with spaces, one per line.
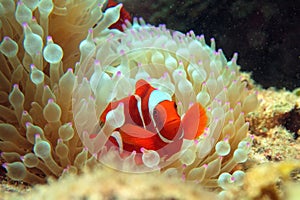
xmin=106 ymin=0 xmax=131 ymax=31
xmin=100 ymin=79 xmax=208 ymax=160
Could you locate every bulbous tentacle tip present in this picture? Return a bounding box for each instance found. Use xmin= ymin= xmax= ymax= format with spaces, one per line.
xmin=2 ymin=162 xmax=27 ymax=181
xmin=141 ymin=148 xmax=160 ymax=168
xmin=2 ymin=162 xmax=8 ymax=169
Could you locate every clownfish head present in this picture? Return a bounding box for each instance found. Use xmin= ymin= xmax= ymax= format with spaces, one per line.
xmin=152 ymin=100 xmax=182 ymax=142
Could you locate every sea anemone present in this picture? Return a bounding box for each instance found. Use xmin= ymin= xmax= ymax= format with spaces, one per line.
xmin=74 ymin=17 xmax=258 ymax=188
xmin=0 ymin=0 xmax=258 ymax=191
xmin=0 ymin=0 xmax=122 ymax=184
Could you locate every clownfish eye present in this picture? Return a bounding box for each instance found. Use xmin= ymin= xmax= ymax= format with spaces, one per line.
xmin=174 ymin=103 xmax=177 ymax=109
xmin=153 ymin=109 xmax=158 ymax=117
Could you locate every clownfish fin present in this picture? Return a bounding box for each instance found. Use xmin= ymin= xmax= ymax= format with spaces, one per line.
xmin=120 ymin=124 xmax=156 ymax=138
xmin=100 ymin=96 xmax=131 ymax=123
xmin=106 ymin=0 xmax=132 ymax=31
xmin=119 ymin=124 xmax=167 ymax=151
xmin=182 ymin=103 xmax=207 ymax=140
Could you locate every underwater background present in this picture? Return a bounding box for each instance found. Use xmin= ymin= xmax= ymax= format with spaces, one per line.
xmin=121 ymin=0 xmax=300 ymax=90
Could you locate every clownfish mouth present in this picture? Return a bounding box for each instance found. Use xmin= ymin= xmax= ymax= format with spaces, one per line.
xmin=99 ymin=79 xmax=208 ymax=165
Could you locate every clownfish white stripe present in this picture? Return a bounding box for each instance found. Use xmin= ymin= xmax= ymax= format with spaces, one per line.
xmin=157 ymin=129 xmax=174 ymax=143
xmin=148 ymin=90 xmax=173 ymax=143
xmin=134 ymin=94 xmax=146 ymax=129
xmin=148 ymin=90 xmax=172 ymax=117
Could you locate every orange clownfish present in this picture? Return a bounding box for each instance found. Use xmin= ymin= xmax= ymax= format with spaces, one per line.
xmin=100 ymin=79 xmax=207 ymax=160
xmin=106 ymin=0 xmax=131 ymax=31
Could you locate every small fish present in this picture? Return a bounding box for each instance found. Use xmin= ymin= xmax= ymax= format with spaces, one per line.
xmin=100 ymin=79 xmax=207 ymax=160
xmin=106 ymin=0 xmax=131 ymax=31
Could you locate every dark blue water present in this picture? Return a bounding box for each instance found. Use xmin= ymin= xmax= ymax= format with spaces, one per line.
xmin=121 ymin=0 xmax=300 ymax=90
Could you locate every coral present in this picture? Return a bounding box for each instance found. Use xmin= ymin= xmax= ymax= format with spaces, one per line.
xmin=279 ymin=106 xmax=300 ymax=139
xmin=1 ymin=168 xmax=218 ymax=200
xmin=218 ymin=87 xmax=300 ymax=200
xmin=248 ymin=88 xmax=300 ymax=163
xmin=221 ymin=161 xmax=300 ymax=200
xmin=292 ymin=88 xmax=300 ymax=97
xmin=248 ymin=88 xmax=300 ymax=134
xmin=0 ymin=0 xmax=258 ymax=191
xmin=216 ymin=87 xmax=300 ymax=199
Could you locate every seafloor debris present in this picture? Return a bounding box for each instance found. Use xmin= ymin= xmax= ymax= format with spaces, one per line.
xmin=279 ymin=106 xmax=300 ymax=139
